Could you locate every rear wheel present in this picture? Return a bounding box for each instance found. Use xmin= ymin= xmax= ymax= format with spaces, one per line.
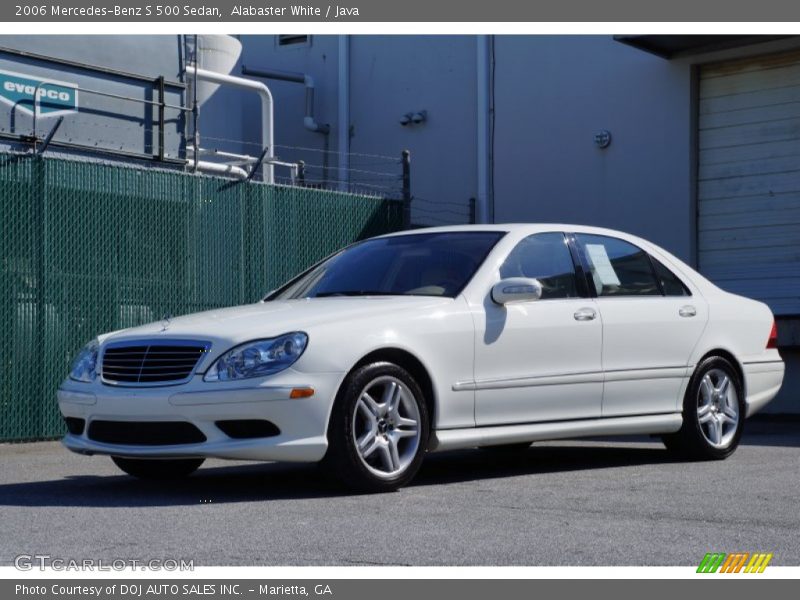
xmin=324 ymin=362 xmax=430 ymax=493
xmin=111 ymin=456 xmax=205 ymax=480
xmin=663 ymin=356 xmax=744 ymax=460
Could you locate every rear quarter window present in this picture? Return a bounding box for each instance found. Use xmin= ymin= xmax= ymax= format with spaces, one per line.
xmin=651 ymin=257 xmax=691 ymax=297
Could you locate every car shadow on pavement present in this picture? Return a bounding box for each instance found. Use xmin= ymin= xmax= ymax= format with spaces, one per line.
xmin=0 ymin=443 xmax=681 ymax=508
xmin=0 ymin=461 xmax=342 ymax=508
xmin=413 ymin=444 xmax=679 ymax=487
xmin=738 ymin=416 xmax=800 ymax=447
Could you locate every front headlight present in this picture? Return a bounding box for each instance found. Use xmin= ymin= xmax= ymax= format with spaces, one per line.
xmin=69 ymin=339 xmax=99 ymax=383
xmin=204 ymin=332 xmax=308 ymax=382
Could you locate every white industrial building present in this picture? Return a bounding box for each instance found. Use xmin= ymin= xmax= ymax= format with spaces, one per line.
xmin=0 ymin=34 xmax=798 ymax=412
xmin=240 ymin=34 xmax=800 ymax=414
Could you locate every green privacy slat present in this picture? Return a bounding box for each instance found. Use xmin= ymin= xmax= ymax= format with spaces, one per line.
xmin=0 ymin=153 xmax=403 ymax=443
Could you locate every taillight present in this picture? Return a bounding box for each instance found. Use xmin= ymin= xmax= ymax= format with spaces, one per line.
xmin=767 ymin=320 xmax=778 ymax=349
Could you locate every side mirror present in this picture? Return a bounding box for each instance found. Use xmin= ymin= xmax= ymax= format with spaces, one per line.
xmin=491 ymin=278 xmax=543 ymax=305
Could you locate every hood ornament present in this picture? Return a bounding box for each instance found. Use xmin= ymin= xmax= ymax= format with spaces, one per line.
xmin=160 ymin=313 xmax=172 ymax=332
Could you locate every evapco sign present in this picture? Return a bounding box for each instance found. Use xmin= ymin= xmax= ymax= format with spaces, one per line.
xmin=0 ymin=69 xmax=79 ymax=116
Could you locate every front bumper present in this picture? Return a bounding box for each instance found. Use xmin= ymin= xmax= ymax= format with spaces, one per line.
xmin=57 ymin=370 xmax=345 ymax=462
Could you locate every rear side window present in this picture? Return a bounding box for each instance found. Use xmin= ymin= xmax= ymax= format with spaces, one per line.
xmin=500 ymin=232 xmax=578 ymax=299
xmin=651 ymin=257 xmax=691 ymax=297
xmin=576 ymin=234 xmax=660 ymax=297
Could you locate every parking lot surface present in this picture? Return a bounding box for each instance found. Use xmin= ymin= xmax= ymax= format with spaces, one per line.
xmin=1 ymin=418 xmax=798 ymax=566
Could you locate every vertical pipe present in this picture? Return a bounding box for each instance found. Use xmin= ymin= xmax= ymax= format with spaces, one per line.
xmin=192 ymin=36 xmax=199 ymax=174
xmin=402 ymin=150 xmax=412 ymax=229
xmin=338 ymin=35 xmax=350 ymax=192
xmin=476 ymin=35 xmax=491 ymax=224
xmin=185 ymin=66 xmax=273 ymax=183
xmin=689 ymin=64 xmax=700 ymax=269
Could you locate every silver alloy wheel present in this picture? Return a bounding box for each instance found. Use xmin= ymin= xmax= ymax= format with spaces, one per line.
xmin=352 ymin=375 xmax=422 ymax=479
xmin=696 ymin=368 xmax=739 ymax=449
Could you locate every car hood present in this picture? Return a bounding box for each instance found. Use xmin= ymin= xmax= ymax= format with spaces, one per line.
xmin=100 ymin=296 xmax=454 ymax=348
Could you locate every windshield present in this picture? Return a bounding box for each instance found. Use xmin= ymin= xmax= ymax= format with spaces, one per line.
xmin=268 ymin=231 xmax=505 ymax=300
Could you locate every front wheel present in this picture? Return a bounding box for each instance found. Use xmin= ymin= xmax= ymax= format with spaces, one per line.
xmin=323 ymin=362 xmax=430 ymax=492
xmin=663 ymin=356 xmax=745 ymax=460
xmin=112 ymin=456 xmax=205 ymax=480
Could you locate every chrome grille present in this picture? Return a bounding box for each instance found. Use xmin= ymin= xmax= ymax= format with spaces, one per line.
xmin=101 ymin=340 xmax=210 ymax=386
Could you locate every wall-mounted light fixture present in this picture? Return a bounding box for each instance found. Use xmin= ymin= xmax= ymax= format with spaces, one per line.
xmin=400 ymin=110 xmax=428 ymax=127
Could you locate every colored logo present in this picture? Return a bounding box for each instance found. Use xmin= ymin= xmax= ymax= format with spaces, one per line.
xmin=0 ymin=69 xmax=79 ymax=116
xmin=697 ymin=552 xmax=773 ymax=573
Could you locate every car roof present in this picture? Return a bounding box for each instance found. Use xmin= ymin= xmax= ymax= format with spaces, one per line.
xmin=375 ymin=223 xmax=718 ymax=297
xmin=377 ymin=223 xmax=639 ymax=238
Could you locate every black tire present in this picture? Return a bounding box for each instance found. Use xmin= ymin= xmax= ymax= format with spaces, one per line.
xmin=662 ymin=356 xmax=745 ymax=460
xmin=323 ymin=362 xmax=430 ymax=493
xmin=111 ymin=456 xmax=205 ymax=480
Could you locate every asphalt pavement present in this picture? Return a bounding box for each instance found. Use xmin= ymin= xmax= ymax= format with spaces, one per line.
xmin=0 ymin=418 xmax=798 ymax=566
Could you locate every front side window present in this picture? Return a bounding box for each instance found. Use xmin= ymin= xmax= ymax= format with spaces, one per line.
xmin=576 ymin=234 xmax=660 ymax=297
xmin=500 ymin=232 xmax=578 ymax=300
xmin=269 ymin=231 xmax=504 ymax=300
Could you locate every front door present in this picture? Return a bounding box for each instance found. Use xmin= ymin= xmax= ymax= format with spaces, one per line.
xmin=472 ymin=232 xmax=603 ymax=426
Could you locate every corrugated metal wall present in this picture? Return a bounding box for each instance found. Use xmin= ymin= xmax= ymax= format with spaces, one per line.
xmin=698 ymin=50 xmax=800 ymax=315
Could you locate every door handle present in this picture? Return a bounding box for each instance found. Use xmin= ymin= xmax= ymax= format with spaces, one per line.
xmin=679 ymin=305 xmax=697 ymax=318
xmin=574 ymin=307 xmax=597 ymax=321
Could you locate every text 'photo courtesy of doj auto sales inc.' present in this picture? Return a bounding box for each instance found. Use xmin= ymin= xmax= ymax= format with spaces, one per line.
xmin=14 ymin=585 xmax=335 ymax=598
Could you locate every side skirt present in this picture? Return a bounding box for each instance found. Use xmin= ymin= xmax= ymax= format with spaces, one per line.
xmin=430 ymin=413 xmax=683 ymax=452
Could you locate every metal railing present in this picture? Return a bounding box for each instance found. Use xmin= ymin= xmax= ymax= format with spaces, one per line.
xmin=0 ymin=47 xmax=417 ymax=225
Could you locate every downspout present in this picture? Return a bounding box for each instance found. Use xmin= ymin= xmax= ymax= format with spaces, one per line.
xmin=185 ymin=65 xmax=274 ymax=183
xmin=241 ymin=66 xmax=330 ymax=134
xmin=338 ymin=35 xmax=350 ymax=191
xmin=476 ymin=35 xmax=492 ymax=224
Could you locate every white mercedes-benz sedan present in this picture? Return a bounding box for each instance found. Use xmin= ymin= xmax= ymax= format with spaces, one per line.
xmin=58 ymin=224 xmax=784 ymax=491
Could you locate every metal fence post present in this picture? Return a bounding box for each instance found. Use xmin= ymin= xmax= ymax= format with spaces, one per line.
xmin=401 ymin=149 xmax=411 ymax=229
xmin=469 ymin=197 xmax=476 ymax=224
xmin=157 ymin=76 xmax=165 ymax=162
xmin=34 ymin=155 xmax=46 ymax=436
xmin=297 ymin=160 xmax=306 ymax=187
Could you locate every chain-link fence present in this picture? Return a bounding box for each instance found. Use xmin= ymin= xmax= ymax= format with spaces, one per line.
xmin=0 ymin=151 xmax=403 ymax=442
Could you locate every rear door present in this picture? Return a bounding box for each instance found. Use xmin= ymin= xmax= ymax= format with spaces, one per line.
xmin=573 ymin=233 xmax=708 ymax=416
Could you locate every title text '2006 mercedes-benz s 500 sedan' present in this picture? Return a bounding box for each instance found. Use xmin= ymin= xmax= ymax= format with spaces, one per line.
xmin=58 ymin=225 xmax=784 ymax=492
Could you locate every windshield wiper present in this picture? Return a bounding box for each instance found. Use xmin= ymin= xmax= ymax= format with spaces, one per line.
xmin=314 ymin=291 xmax=401 ymax=297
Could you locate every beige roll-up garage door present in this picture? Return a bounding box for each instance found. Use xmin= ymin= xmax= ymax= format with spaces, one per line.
xmin=698 ymin=50 xmax=800 ymax=315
